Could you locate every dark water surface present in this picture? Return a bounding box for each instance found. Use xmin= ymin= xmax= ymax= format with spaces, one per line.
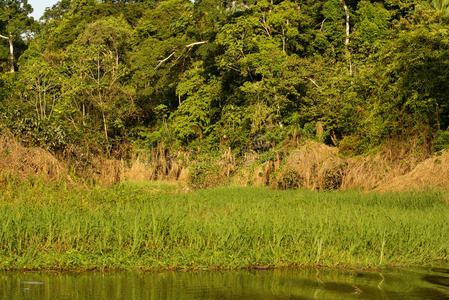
xmin=1 ymin=267 xmax=449 ymax=299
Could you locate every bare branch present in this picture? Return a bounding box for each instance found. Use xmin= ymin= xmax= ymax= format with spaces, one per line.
xmin=227 ymin=65 xmax=241 ymax=73
xmin=0 ymin=34 xmax=8 ymax=40
xmin=305 ymin=77 xmax=320 ymax=88
xmin=154 ymin=52 xmax=175 ymax=70
xmin=259 ymin=14 xmax=271 ymax=37
xmin=172 ymin=47 xmax=191 ymax=68
xmin=154 ymin=41 xmax=208 ymax=70
xmin=320 ymin=18 xmax=327 ymax=32
xmin=185 ymin=41 xmax=208 ymax=48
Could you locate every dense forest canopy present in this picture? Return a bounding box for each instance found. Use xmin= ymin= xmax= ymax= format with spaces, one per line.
xmin=1 ymin=0 xmax=449 ymax=157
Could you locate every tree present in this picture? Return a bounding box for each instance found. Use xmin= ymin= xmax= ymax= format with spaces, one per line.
xmin=2 ymin=0 xmax=448 ymax=157
xmin=171 ymin=62 xmax=219 ymax=143
xmin=18 ymin=46 xmax=61 ymax=121
xmin=65 ymin=16 xmax=135 ymax=144
xmin=40 ymin=0 xmax=71 ymax=22
xmin=0 ymin=0 xmax=35 ymax=72
xmin=131 ymin=0 xmax=196 ymax=114
xmin=352 ymin=1 xmax=390 ymax=58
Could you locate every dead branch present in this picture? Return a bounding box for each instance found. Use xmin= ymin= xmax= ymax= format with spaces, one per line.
xmin=155 ymin=41 xmax=208 ymax=70
xmin=154 ymin=52 xmax=175 ymax=70
xmin=305 ymin=77 xmax=320 ymax=88
xmin=320 ymin=18 xmax=327 ymax=32
xmin=185 ymin=41 xmax=208 ymax=48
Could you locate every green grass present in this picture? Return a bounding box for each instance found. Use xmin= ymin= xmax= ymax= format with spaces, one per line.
xmin=0 ymin=178 xmax=448 ymax=271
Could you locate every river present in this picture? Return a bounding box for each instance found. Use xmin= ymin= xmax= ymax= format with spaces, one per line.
xmin=1 ymin=267 xmax=449 ymax=299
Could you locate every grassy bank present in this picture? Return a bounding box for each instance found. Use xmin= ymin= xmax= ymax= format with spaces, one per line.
xmin=0 ymin=179 xmax=448 ymax=271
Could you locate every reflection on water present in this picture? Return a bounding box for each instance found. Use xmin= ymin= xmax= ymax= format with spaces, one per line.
xmin=1 ymin=267 xmax=449 ymax=300
xmin=423 ymin=275 xmax=449 ymax=288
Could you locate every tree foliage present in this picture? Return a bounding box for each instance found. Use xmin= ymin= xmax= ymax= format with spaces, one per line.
xmin=1 ymin=0 xmax=448 ymax=155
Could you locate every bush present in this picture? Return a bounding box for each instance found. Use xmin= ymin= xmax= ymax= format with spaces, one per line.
xmin=276 ymin=169 xmax=299 ymax=190
xmin=433 ymin=130 xmax=449 ymax=152
xmin=188 ymin=155 xmax=221 ymax=189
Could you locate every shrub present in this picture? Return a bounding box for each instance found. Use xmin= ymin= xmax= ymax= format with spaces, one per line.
xmin=433 ymin=130 xmax=449 ymax=152
xmin=188 ymin=156 xmax=221 ymax=189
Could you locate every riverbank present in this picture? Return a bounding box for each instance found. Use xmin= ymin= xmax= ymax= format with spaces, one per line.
xmin=4 ymin=127 xmax=449 ymax=192
xmin=0 ymin=180 xmax=448 ymax=271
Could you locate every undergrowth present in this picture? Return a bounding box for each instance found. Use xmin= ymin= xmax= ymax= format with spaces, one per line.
xmin=0 ymin=180 xmax=448 ymax=271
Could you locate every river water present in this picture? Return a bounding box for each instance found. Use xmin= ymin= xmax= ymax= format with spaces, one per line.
xmin=1 ymin=267 xmax=449 ymax=299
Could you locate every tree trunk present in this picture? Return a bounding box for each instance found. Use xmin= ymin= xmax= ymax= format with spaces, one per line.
xmin=8 ymin=32 xmax=14 ymax=73
xmin=436 ymin=103 xmax=441 ymax=130
xmin=0 ymin=33 xmax=14 ymax=72
xmin=342 ymin=0 xmax=352 ymax=77
xmin=102 ymin=110 xmax=109 ymax=143
xmin=82 ymin=103 xmax=86 ymax=126
xmin=282 ymin=27 xmax=286 ymax=53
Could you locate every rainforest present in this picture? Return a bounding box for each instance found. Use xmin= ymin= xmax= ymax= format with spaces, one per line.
xmin=1 ymin=0 xmax=449 ymax=184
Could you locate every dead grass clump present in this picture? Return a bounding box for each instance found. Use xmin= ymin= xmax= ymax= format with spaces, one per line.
xmin=64 ymin=142 xmax=192 ymax=186
xmin=125 ymin=160 xmax=151 ymax=182
xmin=0 ymin=131 xmax=65 ymax=181
xmin=2 ymin=126 xmax=443 ymax=192
xmin=277 ymin=141 xmax=345 ymax=190
xmin=92 ymin=158 xmax=125 ymax=185
xmin=253 ymin=161 xmax=275 ymax=186
xmin=232 ymin=142 xmax=346 ymax=190
xmin=275 ymin=169 xmax=300 ymax=190
xmin=342 ymin=137 xmax=428 ymax=191
xmin=218 ymin=147 xmax=236 ymax=179
xmin=145 ymin=143 xmax=188 ymax=182
xmin=376 ymin=151 xmax=449 ymax=192
xmin=265 ymin=137 xmax=431 ymax=191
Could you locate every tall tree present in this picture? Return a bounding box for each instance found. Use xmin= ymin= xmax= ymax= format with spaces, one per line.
xmin=0 ymin=0 xmax=35 ymax=72
xmin=65 ymin=16 xmax=135 ymax=143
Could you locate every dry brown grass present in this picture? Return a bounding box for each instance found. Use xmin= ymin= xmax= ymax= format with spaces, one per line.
xmin=233 ymin=142 xmax=350 ymax=190
xmin=91 ymin=158 xmax=125 ymax=185
xmin=86 ymin=139 xmax=449 ymax=191
xmin=0 ymin=131 xmax=191 ymax=186
xmin=2 ymin=127 xmax=448 ymax=192
xmin=343 ymin=138 xmax=428 ymax=191
xmin=91 ymin=145 xmax=191 ymax=185
xmin=124 ymin=160 xmax=151 ymax=182
xmin=280 ymin=141 xmax=345 ymax=190
xmin=235 ymin=138 xmax=439 ymax=192
xmin=0 ymin=130 xmax=66 ymax=181
xmin=144 ymin=143 xmax=188 ymax=182
xmin=376 ymin=151 xmax=449 ymax=191
xmin=218 ymin=147 xmax=236 ymax=178
xmin=270 ymin=138 xmax=433 ymax=191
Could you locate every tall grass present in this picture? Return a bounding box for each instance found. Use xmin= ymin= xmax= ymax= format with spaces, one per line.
xmin=0 ymin=179 xmax=448 ymax=270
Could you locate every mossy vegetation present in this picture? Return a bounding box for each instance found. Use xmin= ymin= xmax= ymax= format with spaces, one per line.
xmin=0 ymin=178 xmax=448 ymax=271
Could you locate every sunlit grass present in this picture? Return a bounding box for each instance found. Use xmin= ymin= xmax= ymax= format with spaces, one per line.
xmin=0 ymin=179 xmax=448 ymax=271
